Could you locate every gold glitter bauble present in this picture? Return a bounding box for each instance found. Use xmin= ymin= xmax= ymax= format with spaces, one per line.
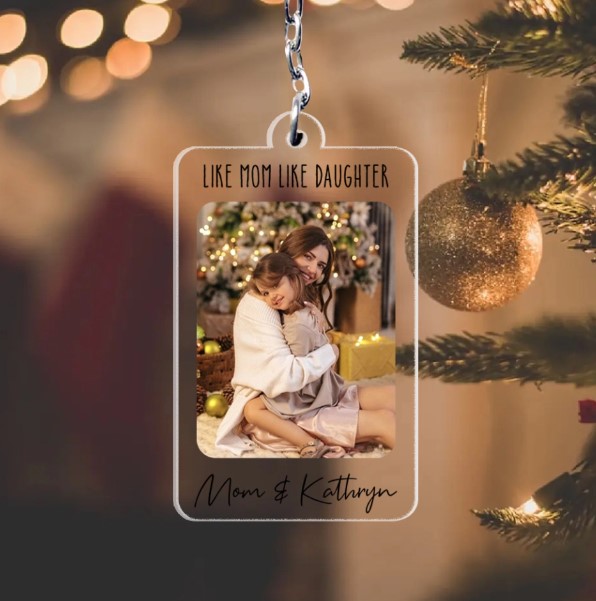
xmin=204 ymin=392 xmax=229 ymax=417
xmin=405 ymin=178 xmax=543 ymax=311
xmin=203 ymin=339 xmax=221 ymax=354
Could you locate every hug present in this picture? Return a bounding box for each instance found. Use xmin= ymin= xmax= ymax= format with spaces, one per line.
xmin=215 ymin=225 xmax=396 ymax=458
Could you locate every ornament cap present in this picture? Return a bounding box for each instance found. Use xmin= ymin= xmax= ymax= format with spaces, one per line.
xmin=463 ymin=139 xmax=492 ymax=181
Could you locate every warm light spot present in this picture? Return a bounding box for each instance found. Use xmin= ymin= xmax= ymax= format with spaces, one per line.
xmin=124 ymin=4 xmax=171 ymax=43
xmin=309 ymin=0 xmax=342 ymax=6
xmin=2 ymin=54 xmax=47 ymax=100
xmin=0 ymin=12 xmax=27 ymax=54
xmin=0 ymin=65 xmax=9 ymax=106
xmin=7 ymin=82 xmax=50 ymax=114
xmin=343 ymin=0 xmax=377 ymax=10
xmin=519 ymin=498 xmax=540 ymax=515
xmin=62 ymin=56 xmax=113 ymax=101
xmin=151 ymin=10 xmax=181 ymax=45
xmin=106 ymin=38 xmax=152 ymax=79
xmin=60 ymin=9 xmax=103 ymax=48
xmin=259 ymin=0 xmax=284 ymax=4
xmin=375 ymin=0 xmax=415 ymax=9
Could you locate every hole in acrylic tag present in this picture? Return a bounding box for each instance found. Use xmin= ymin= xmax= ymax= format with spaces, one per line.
xmin=174 ymin=112 xmax=418 ymax=521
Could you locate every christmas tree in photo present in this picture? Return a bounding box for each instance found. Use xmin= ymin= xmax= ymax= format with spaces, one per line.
xmin=197 ymin=201 xmax=382 ymax=315
xmin=398 ymin=0 xmax=595 ymax=597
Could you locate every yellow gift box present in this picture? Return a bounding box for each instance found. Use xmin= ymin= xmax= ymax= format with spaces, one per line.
xmin=333 ymin=331 xmax=396 ymax=381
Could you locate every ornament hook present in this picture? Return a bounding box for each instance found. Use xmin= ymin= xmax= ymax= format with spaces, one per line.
xmin=464 ymin=72 xmax=491 ymax=180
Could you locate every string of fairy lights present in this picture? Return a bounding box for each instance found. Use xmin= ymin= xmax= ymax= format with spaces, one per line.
xmin=198 ymin=202 xmax=381 ymax=295
xmin=0 ymin=0 xmax=416 ymax=114
xmin=0 ymin=1 xmax=183 ymax=112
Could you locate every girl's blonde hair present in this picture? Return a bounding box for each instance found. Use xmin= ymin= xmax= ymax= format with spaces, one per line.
xmin=249 ymin=252 xmax=305 ymax=314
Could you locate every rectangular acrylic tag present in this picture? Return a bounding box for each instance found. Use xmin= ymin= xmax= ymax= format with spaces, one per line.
xmin=174 ymin=112 xmax=418 ymax=521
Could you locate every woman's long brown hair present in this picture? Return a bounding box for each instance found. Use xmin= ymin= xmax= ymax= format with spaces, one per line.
xmin=278 ymin=225 xmax=335 ymax=328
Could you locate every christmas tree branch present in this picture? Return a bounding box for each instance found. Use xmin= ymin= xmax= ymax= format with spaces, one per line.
xmin=401 ymin=1 xmax=596 ymax=79
xmin=563 ymin=82 xmax=596 ymax=136
xmin=471 ymin=507 xmax=564 ymax=547
xmin=477 ymin=0 xmax=596 ymax=55
xmin=400 ymin=26 xmax=502 ymax=75
xmin=472 ymin=429 xmax=596 ymax=548
xmin=478 ymin=134 xmax=596 ymax=260
xmin=535 ymin=192 xmax=596 ymax=259
xmin=396 ymin=314 xmax=596 ymax=386
xmin=481 ymin=135 xmax=594 ymax=198
xmin=482 ymin=0 xmax=586 ymax=22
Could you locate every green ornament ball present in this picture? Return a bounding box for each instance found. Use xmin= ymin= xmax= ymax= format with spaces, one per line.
xmin=203 ymin=339 xmax=221 ymax=354
xmin=335 ymin=235 xmax=352 ymax=251
xmin=204 ymin=393 xmax=229 ymax=417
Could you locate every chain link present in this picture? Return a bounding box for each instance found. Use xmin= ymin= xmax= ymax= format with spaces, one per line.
xmin=285 ymin=0 xmax=310 ymax=144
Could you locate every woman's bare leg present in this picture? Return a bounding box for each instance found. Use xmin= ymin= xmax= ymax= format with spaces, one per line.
xmin=355 ymin=409 xmax=395 ymax=449
xmin=244 ymin=396 xmax=315 ymax=449
xmin=357 ymin=384 xmax=396 ymax=413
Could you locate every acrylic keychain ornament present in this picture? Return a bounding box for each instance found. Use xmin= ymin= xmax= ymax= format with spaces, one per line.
xmin=174 ymin=0 xmax=418 ymax=522
xmin=405 ymin=72 xmax=543 ymax=312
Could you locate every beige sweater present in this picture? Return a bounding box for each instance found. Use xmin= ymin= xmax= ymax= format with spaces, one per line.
xmin=215 ymin=292 xmax=336 ymax=455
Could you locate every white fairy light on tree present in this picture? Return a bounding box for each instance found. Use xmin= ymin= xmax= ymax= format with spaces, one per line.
xmin=197 ymin=202 xmax=381 ymax=313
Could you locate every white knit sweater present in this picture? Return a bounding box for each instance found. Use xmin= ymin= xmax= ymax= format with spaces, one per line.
xmin=214 ymin=292 xmax=337 ymax=455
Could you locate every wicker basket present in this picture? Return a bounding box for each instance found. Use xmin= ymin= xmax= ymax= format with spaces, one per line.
xmin=197 ymin=336 xmax=235 ymax=392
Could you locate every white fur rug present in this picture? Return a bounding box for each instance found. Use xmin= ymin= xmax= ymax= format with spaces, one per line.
xmin=197 ymin=376 xmax=395 ymax=459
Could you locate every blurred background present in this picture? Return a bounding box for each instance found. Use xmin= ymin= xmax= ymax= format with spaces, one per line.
xmin=1 ymin=0 xmax=594 ymax=600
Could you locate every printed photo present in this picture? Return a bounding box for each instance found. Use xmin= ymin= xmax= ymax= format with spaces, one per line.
xmin=195 ymin=201 xmax=397 ymax=459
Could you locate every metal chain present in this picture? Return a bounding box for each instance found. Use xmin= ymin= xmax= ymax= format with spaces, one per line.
xmin=285 ymin=0 xmax=310 ymax=145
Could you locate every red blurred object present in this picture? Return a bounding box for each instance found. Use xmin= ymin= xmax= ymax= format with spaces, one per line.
xmin=578 ymin=399 xmax=596 ymax=423
xmin=32 ymin=184 xmax=172 ymax=505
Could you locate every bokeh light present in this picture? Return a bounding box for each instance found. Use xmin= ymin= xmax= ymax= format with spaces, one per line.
xmin=309 ymin=0 xmax=343 ymax=6
xmin=259 ymin=0 xmax=284 ymax=5
xmin=375 ymin=0 xmax=415 ymax=10
xmin=60 ymin=9 xmax=104 ymax=49
xmin=2 ymin=54 xmax=48 ymax=100
xmin=106 ymin=38 xmax=152 ymax=80
xmin=7 ymin=81 xmax=50 ymax=114
xmin=141 ymin=0 xmax=170 ymax=4
xmin=0 ymin=65 xmax=9 ymax=105
xmin=151 ymin=10 xmax=182 ymax=46
xmin=0 ymin=12 xmax=27 ymax=54
xmin=61 ymin=56 xmax=113 ymax=101
xmin=124 ymin=4 xmax=171 ymax=43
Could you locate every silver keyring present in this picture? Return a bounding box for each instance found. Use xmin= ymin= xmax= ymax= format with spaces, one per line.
xmin=289 ymin=92 xmax=303 ymax=146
